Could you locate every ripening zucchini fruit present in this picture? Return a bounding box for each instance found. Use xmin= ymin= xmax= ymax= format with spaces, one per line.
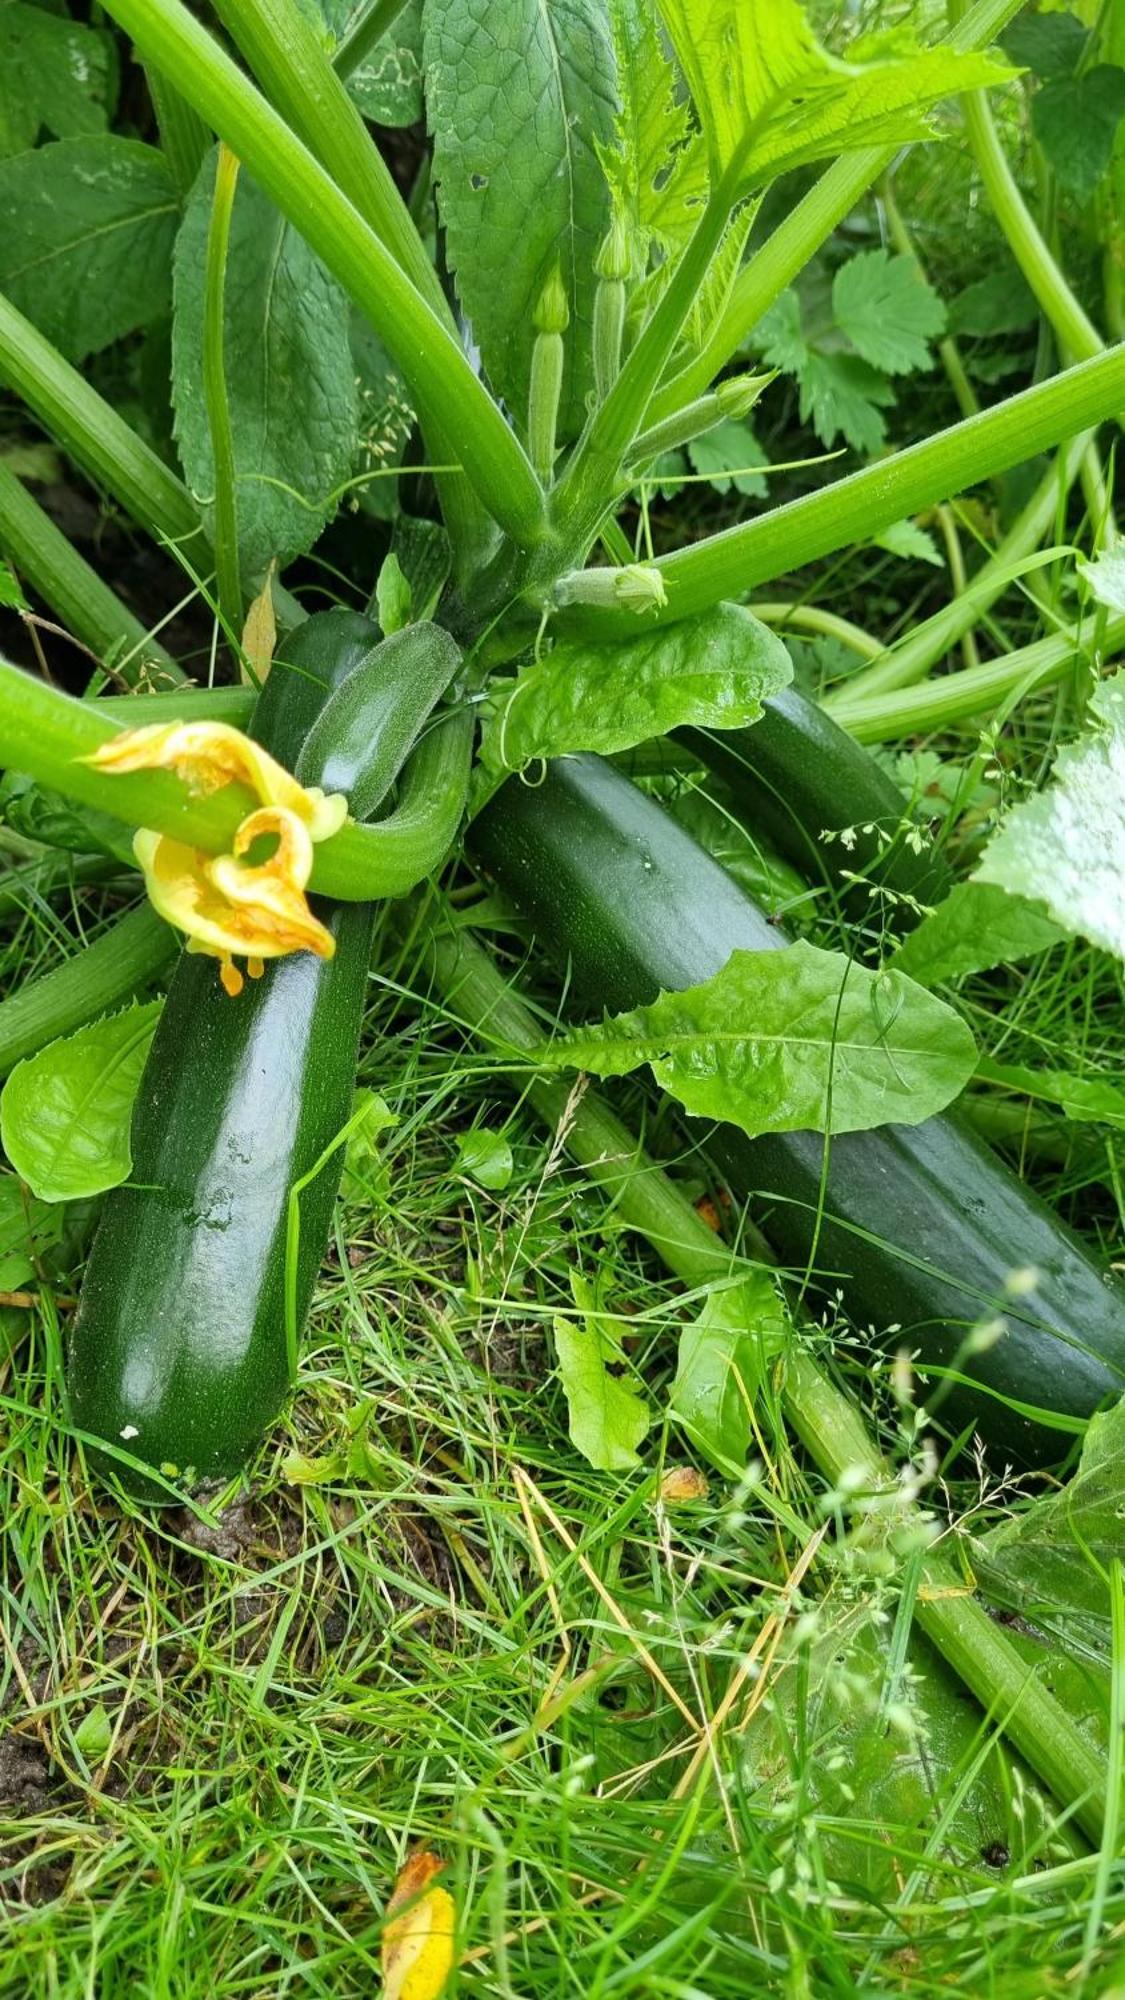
xmin=470 ymin=753 xmax=1125 ymax=1465
xmin=66 ymin=611 xmax=453 ymax=1496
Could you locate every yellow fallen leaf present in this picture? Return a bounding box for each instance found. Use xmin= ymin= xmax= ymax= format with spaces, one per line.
xmin=382 ymin=1852 xmax=455 ymax=2000
xmin=241 ymin=560 xmax=277 ymax=684
xmin=659 ymin=1467 xmax=710 ymax=1504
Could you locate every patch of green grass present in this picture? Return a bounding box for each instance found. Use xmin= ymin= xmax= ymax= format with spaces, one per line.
xmin=1 ymin=899 xmax=1123 ymax=1998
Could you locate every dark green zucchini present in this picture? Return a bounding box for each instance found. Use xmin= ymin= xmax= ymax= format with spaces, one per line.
xmin=470 ymin=754 xmax=1125 ymax=1465
xmin=680 ymin=684 xmax=954 ymax=926
xmin=296 ymin=621 xmax=461 ymax=819
xmin=66 ymin=609 xmax=399 ymax=1494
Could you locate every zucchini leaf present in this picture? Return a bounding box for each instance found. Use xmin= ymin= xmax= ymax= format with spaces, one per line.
xmin=479 ymin=603 xmax=792 ymax=775
xmin=599 ymin=0 xmax=707 ymax=258
xmin=0 ymin=3 xmax=115 ymax=159
xmin=0 ymin=1002 xmax=161 ymax=1202
xmin=654 ymin=0 xmax=1015 ymax=196
xmin=0 ymin=137 xmax=176 ymax=363
xmin=425 ymin=0 xmax=618 ymax=441
xmin=172 ymin=153 xmax=360 ymax=581
xmin=536 ymin=941 xmax=977 ymax=1138
xmin=975 ymin=673 xmax=1125 ymax=965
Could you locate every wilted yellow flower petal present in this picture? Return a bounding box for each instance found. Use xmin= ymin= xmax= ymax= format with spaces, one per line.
xmin=134 ymin=804 xmax=335 ymax=995
xmin=382 ymin=1852 xmax=455 ymax=2000
xmin=88 ymin=719 xmax=346 ymax=842
xmin=659 ymin=1467 xmax=710 ymax=1504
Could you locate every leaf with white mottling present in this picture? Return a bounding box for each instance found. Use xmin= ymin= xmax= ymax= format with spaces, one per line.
xmin=976 ymin=675 xmax=1125 ymax=965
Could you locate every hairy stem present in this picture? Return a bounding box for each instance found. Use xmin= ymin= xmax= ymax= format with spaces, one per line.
xmin=0 ymin=464 xmax=181 ymax=684
xmin=557 ymin=348 xmax=1125 ymax=639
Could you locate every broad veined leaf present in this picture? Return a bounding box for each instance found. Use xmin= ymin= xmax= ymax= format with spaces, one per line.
xmin=0 ymin=1002 xmax=161 ymax=1202
xmin=172 ymin=154 xmax=359 ymax=582
xmin=599 ymin=0 xmax=707 ymax=257
xmin=832 ymin=249 xmax=946 ymax=376
xmin=890 ymin=881 xmax=1064 ymax=987
xmin=975 ymin=674 xmax=1125 ymax=965
xmin=479 ymin=603 xmax=792 ymax=775
xmin=455 ymin=1127 xmax=514 ymax=1191
xmin=382 ymin=1851 xmax=455 ymax=2000
xmin=947 ymin=265 xmax=1038 ymax=337
xmin=0 ymin=2 xmax=115 ymax=159
xmin=974 ymin=1396 xmax=1125 ymax=1671
xmin=1001 ymin=8 xmax=1088 ymax=81
xmin=330 ymin=0 xmax=424 ymax=127
xmin=0 ymin=138 xmax=177 ymax=364
xmin=425 ymin=0 xmax=618 ymax=440
xmin=553 ymin=1298 xmax=650 ymax=1471
xmin=1033 ymin=65 xmax=1125 ymax=204
xmin=653 ymin=0 xmax=1014 ymax=195
xmin=537 ymin=941 xmax=977 ymax=1139
xmin=975 ymin=1058 xmax=1125 ymax=1131
xmin=670 ymin=1272 xmax=789 ymax=1471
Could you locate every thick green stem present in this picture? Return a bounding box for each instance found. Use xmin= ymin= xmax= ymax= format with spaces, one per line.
xmin=555 ymin=190 xmax=733 ymax=537
xmin=0 ymin=659 xmax=469 ymax=901
xmin=750 ymin=601 xmax=884 ymax=662
xmin=0 ymin=463 xmax=181 ymax=684
xmin=645 ymin=0 xmax=1031 ymax=425
xmin=0 ymin=904 xmax=175 ymax=1079
xmin=556 ymin=348 xmax=1125 ymax=640
xmin=211 ymin=0 xmax=490 ymax=577
xmin=203 ymin=145 xmax=243 ymax=641
xmin=831 ymin=607 xmax=1125 ymax=742
xmin=0 ymin=293 xmax=204 ymax=558
xmin=146 ymin=65 xmax=210 ymax=195
xmin=840 ymin=435 xmax=1087 ymax=701
xmin=98 ymin=0 xmax=547 ymax=551
xmin=415 ymin=908 xmax=1106 ymax=1842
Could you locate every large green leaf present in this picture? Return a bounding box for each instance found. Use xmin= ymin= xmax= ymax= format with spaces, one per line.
xmin=0 ymin=1 xmax=115 ymax=159
xmin=976 ymin=674 xmax=1125 ymax=966
xmin=425 ymin=0 xmax=618 ymax=440
xmin=172 ymin=154 xmax=359 ymax=581
xmin=975 ymin=1396 xmax=1125 ymax=1672
xmin=305 ymin=0 xmax=424 ymax=126
xmin=479 ymin=603 xmax=791 ymax=776
xmin=890 ymin=882 xmax=1064 ymax=987
xmin=0 ymin=138 xmax=177 ymax=364
xmin=538 ymin=941 xmax=977 ymax=1139
xmin=654 ymin=0 xmax=1013 ymax=195
xmin=0 ymin=1003 xmax=161 ymax=1202
xmin=599 ymin=0 xmax=707 ymax=257
xmin=1033 ymin=65 xmax=1125 ymax=205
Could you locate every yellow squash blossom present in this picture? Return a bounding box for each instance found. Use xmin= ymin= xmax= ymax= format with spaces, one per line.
xmin=88 ymin=720 xmax=347 ymax=996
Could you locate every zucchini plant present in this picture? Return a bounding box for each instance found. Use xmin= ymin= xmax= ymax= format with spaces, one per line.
xmin=1 ymin=0 xmax=1124 ymax=1844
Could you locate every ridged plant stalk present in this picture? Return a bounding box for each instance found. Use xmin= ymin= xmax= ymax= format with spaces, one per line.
xmin=0 ymin=463 xmax=181 ymax=684
xmin=211 ymin=0 xmax=492 ymax=574
xmin=831 ymin=607 xmax=1125 ymax=742
xmin=557 ymin=347 xmax=1125 ymax=640
xmin=0 ymin=905 xmax=175 ymax=1080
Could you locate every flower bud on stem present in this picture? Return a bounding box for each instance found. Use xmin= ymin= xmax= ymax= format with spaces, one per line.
xmin=527 ymin=264 xmax=569 ymax=486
